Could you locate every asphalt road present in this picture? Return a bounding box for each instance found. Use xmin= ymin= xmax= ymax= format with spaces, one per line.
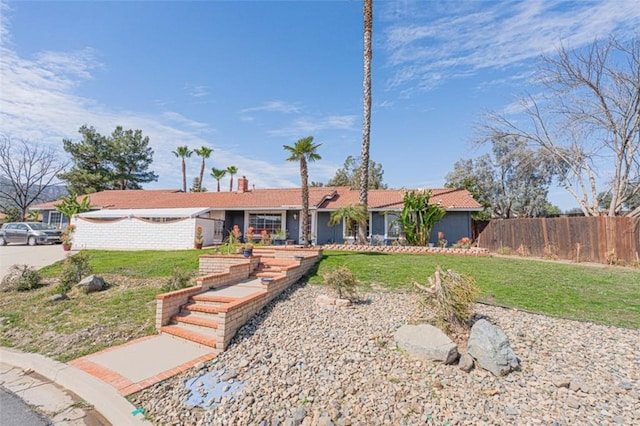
xmin=0 ymin=386 xmax=50 ymax=426
xmin=0 ymin=243 xmax=70 ymax=280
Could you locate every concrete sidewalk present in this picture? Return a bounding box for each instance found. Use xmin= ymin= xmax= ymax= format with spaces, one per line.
xmin=71 ymin=334 xmax=218 ymax=396
xmin=0 ymin=347 xmax=151 ymax=425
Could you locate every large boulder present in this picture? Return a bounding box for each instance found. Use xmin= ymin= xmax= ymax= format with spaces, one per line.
xmin=75 ymin=275 xmax=105 ymax=294
xmin=394 ymin=324 xmax=459 ymax=364
xmin=467 ymin=319 xmax=520 ymax=376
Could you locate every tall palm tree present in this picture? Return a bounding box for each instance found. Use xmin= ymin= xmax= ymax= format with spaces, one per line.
xmin=210 ymin=167 xmax=227 ymax=192
xmin=358 ymin=0 xmax=373 ymax=245
xmin=172 ymin=145 xmax=192 ymax=192
xmin=194 ymin=146 xmax=213 ymax=192
xmin=284 ymin=136 xmax=322 ymax=247
xmin=226 ymin=166 xmax=238 ymax=192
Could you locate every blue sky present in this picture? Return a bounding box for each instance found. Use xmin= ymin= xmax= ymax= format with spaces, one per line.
xmin=1 ymin=1 xmax=639 ymax=210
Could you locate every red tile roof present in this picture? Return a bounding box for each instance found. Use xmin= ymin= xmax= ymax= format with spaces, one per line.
xmin=31 ymin=186 xmax=482 ymax=211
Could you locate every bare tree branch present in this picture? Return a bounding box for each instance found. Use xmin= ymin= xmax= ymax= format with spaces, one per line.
xmin=0 ymin=136 xmax=68 ymax=218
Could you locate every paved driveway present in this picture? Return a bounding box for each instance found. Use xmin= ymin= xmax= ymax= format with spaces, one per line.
xmin=0 ymin=244 xmax=70 ymax=280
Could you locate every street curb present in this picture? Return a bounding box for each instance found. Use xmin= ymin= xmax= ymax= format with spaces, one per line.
xmin=0 ymin=347 xmax=151 ymax=425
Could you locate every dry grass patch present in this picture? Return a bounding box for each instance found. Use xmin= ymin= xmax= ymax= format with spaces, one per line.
xmin=0 ymin=274 xmax=165 ymax=362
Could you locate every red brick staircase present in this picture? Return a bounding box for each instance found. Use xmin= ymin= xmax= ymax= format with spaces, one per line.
xmin=160 ymin=257 xmax=296 ymax=350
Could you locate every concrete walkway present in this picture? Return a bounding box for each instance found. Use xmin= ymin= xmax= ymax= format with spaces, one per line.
xmin=69 ymin=277 xmax=267 ymax=396
xmin=70 ymin=335 xmax=217 ymax=396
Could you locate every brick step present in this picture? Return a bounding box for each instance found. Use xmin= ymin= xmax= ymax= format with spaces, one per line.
xmin=255 ymin=265 xmax=284 ymax=272
xmin=160 ymin=325 xmax=217 ymax=348
xmin=250 ymin=271 xmax=283 ymax=278
xmin=182 ymin=302 xmax=220 ymax=314
xmin=259 ymin=259 xmax=294 ymax=267
xmin=168 ymin=321 xmax=218 ymax=339
xmin=172 ymin=312 xmax=219 ymax=329
xmin=191 ymin=293 xmax=236 ymax=306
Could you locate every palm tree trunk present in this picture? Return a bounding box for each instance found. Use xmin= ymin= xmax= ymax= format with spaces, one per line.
xmin=358 ymin=0 xmax=373 ymax=245
xmin=199 ymin=160 xmax=205 ymax=192
xmin=229 ymin=174 xmax=234 ymax=192
xmin=181 ymin=159 xmax=187 ymax=192
xmin=301 ymin=158 xmax=309 ymax=247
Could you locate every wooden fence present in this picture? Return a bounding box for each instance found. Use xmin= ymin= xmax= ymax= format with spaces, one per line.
xmin=477 ymin=216 xmax=640 ymax=265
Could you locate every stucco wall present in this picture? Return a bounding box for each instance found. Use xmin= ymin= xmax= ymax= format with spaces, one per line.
xmin=72 ymin=216 xmax=196 ymax=250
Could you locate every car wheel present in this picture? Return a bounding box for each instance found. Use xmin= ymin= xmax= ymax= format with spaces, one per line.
xmin=0 ymin=236 xmax=6 ymax=246
xmin=27 ymin=236 xmax=37 ymax=246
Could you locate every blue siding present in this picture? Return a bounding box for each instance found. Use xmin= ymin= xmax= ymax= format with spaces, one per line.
xmin=431 ymin=211 xmax=473 ymax=246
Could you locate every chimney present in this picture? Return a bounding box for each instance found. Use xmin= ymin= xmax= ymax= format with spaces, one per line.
xmin=237 ymin=176 xmax=249 ymax=193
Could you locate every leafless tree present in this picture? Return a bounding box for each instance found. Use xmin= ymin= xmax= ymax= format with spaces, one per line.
xmin=483 ymin=37 xmax=640 ymax=217
xmin=0 ymin=136 xmax=68 ymax=218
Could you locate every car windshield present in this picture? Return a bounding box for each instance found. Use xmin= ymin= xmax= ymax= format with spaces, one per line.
xmin=28 ymin=223 xmax=56 ymax=230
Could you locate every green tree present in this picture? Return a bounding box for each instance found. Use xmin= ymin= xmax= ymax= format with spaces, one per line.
xmin=328 ymin=204 xmax=368 ymax=239
xmin=327 ymin=155 xmax=387 ymax=189
xmin=284 ymin=136 xmax=322 ymax=247
xmin=172 ymin=145 xmax=192 ymax=193
xmin=359 ymin=0 xmax=373 ymax=245
xmin=60 ymin=125 xmax=157 ymax=194
xmin=446 ymin=135 xmax=553 ymax=218
xmin=543 ymin=202 xmax=562 ymax=217
xmin=396 ymin=190 xmax=446 ymax=246
xmin=190 ymin=177 xmax=206 ymax=193
xmin=0 ymin=136 xmax=68 ymax=219
xmin=444 ymin=173 xmax=491 ymax=220
xmin=210 ymin=167 xmax=227 ymax=192
xmin=109 ymin=126 xmax=158 ymax=190
xmin=226 ymin=166 xmax=238 ymax=192
xmin=193 ymin=146 xmax=213 ymax=192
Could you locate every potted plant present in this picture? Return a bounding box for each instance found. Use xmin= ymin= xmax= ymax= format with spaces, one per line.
xmin=242 ymin=242 xmax=254 ymax=257
xmin=194 ymin=225 xmax=204 ymax=249
xmin=437 ymin=231 xmax=448 ymax=248
xmin=61 ymin=224 xmax=75 ymax=251
xmin=272 ymin=229 xmax=287 ymax=245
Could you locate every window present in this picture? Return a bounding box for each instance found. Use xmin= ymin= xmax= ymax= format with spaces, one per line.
xmin=48 ymin=211 xmax=63 ymax=228
xmin=386 ymin=213 xmax=402 ymax=238
xmin=343 ymin=217 xmax=370 ymax=238
xmin=248 ymin=213 xmax=283 ymax=236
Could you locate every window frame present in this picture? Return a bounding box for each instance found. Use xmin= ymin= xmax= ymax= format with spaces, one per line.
xmin=245 ymin=211 xmax=285 ymax=240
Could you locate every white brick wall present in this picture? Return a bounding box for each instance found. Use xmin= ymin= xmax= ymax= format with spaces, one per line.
xmin=72 ymin=217 xmax=196 ymax=250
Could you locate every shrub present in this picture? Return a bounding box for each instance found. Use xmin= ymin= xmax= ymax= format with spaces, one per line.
xmin=453 ymin=237 xmax=472 ymax=249
xmin=57 ymin=252 xmax=93 ymax=294
xmin=1 ymin=264 xmax=41 ymax=292
xmin=323 ymin=266 xmax=359 ymax=301
xmin=416 ymin=265 xmax=479 ymax=333
xmin=497 ymin=246 xmax=512 ymax=255
xmin=162 ymin=268 xmax=193 ymax=292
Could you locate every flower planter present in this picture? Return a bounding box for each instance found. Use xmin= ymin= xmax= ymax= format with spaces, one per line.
xmin=243 ymin=249 xmax=253 ymax=257
xmin=62 ymin=244 xmax=71 ymax=251
xmin=194 ymin=242 xmax=203 ymax=249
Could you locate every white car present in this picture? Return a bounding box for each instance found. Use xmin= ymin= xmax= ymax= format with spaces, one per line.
xmin=0 ymin=222 xmax=63 ymax=246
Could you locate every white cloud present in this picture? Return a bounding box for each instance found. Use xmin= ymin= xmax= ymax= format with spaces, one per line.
xmin=0 ymin=19 xmax=308 ymax=191
xmin=382 ymin=0 xmax=640 ymax=93
xmin=267 ymin=115 xmax=358 ymax=137
xmin=162 ymin=111 xmax=210 ymax=130
xmin=241 ymin=100 xmax=302 ymax=115
xmin=184 ymin=84 xmax=209 ymax=98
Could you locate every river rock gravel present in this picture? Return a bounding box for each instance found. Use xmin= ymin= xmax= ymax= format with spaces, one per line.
xmin=130 ymin=282 xmax=640 ymax=425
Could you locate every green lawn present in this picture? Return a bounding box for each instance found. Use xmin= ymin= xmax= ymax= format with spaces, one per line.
xmin=2 ymin=248 xmax=638 ymax=362
xmin=308 ymin=251 xmax=640 ymax=329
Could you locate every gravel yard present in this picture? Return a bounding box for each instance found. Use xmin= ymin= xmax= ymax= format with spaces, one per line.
xmin=131 ymin=282 xmax=640 ymax=425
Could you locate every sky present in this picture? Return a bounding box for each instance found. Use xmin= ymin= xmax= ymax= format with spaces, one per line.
xmin=1 ymin=0 xmax=639 ymax=211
